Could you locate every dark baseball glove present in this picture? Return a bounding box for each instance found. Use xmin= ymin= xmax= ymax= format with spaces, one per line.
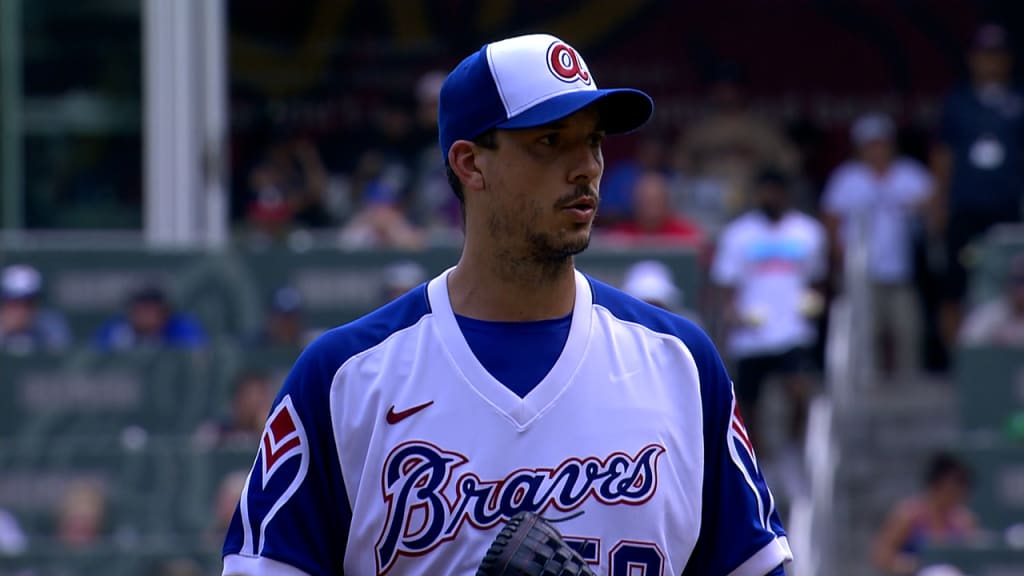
xmin=477 ymin=511 xmax=596 ymax=576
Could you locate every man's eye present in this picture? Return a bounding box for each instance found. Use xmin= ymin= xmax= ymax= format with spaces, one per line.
xmin=539 ymin=134 xmax=560 ymax=146
xmin=589 ymin=133 xmax=605 ymax=147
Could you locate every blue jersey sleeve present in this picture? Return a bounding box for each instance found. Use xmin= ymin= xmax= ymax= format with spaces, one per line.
xmin=683 ymin=330 xmax=792 ymax=576
xmin=222 ymin=286 xmax=430 ymax=575
xmin=222 ymin=337 xmax=351 ymax=575
xmin=586 ymin=275 xmax=793 ymax=575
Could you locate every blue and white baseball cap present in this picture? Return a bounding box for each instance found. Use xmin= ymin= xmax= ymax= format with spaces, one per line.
xmin=1 ymin=264 xmax=42 ymax=301
xmin=438 ymin=34 xmax=654 ymax=163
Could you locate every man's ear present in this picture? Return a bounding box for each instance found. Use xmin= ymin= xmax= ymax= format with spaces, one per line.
xmin=448 ymin=140 xmax=485 ymax=193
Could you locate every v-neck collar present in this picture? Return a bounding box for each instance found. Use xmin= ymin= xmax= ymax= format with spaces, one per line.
xmin=427 ymin=268 xmax=593 ymax=429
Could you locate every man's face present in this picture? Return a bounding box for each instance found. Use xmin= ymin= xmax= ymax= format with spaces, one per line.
xmin=129 ymin=300 xmax=169 ymax=336
xmin=969 ymin=49 xmax=1013 ymax=85
xmin=757 ymin=182 xmax=788 ymax=220
xmin=472 ymin=107 xmax=604 ymax=263
xmin=632 ymin=173 xmax=672 ymax=231
xmin=268 ymin=311 xmax=302 ymax=345
xmin=933 ymin=472 xmax=970 ymax=509
xmin=860 ymin=138 xmax=894 ymax=169
xmin=0 ymin=299 xmax=36 ymax=333
xmin=709 ymin=80 xmax=743 ymax=112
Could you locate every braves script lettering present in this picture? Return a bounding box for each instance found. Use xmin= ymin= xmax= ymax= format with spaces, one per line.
xmin=375 ymin=442 xmax=665 ymax=573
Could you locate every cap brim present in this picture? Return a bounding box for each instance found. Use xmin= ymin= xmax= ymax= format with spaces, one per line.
xmin=497 ymin=88 xmax=653 ymax=134
xmin=1 ymin=293 xmax=37 ymax=301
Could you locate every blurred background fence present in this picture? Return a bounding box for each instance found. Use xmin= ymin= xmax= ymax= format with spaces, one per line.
xmin=0 ymin=244 xmax=702 ymax=343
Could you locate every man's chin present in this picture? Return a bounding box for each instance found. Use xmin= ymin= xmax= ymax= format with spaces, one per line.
xmin=525 ymin=227 xmax=593 ymax=264
xmin=546 ymin=236 xmax=591 ymax=262
xmin=565 ymin=235 xmax=591 ymax=256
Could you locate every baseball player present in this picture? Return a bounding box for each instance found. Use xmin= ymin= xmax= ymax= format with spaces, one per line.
xmin=223 ymin=34 xmax=792 ymax=575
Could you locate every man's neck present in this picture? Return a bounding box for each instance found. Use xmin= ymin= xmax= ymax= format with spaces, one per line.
xmin=447 ymin=249 xmax=577 ymax=321
xmin=866 ymin=159 xmax=892 ymax=177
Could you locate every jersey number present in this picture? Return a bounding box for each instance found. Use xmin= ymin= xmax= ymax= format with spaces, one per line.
xmin=564 ymin=537 xmax=665 ymax=576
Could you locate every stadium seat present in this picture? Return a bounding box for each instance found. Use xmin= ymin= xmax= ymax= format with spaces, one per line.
xmin=967 ymin=224 xmax=1024 ymax=307
xmin=954 ymin=345 xmax=1024 ymax=438
xmin=957 ymin=440 xmax=1024 ymax=535
xmin=920 ymin=542 xmax=1024 ymax=574
xmin=0 ymin=349 xmax=220 ymax=438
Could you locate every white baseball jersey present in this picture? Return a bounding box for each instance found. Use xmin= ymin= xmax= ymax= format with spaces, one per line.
xmin=223 ymin=269 xmax=791 ymax=575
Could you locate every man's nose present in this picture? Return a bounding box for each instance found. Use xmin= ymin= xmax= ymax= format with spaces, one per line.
xmin=568 ymin=144 xmax=602 ymax=185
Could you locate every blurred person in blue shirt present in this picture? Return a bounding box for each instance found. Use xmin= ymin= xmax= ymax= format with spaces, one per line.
xmin=0 ymin=264 xmax=71 ymax=355
xmin=598 ymin=132 xmax=675 ymax=227
xmin=94 ymin=284 xmax=206 ymax=351
xmin=932 ymin=23 xmax=1024 ymax=350
xmin=249 ymin=286 xmax=318 ymax=349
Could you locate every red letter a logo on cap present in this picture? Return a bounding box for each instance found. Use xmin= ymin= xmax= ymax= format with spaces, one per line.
xmin=547 ymin=42 xmax=591 ymax=85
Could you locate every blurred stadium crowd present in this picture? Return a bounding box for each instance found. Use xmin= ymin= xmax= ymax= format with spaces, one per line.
xmin=2 ymin=1 xmax=1024 ymax=575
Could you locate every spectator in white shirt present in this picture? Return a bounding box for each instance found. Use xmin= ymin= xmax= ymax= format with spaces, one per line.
xmin=822 ymin=112 xmax=933 ymax=381
xmin=959 ymin=254 xmax=1024 ymax=347
xmin=712 ymin=167 xmax=826 ymax=462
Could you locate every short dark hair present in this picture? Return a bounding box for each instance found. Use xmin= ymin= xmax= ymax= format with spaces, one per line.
xmin=924 ymin=452 xmax=971 ymax=488
xmin=129 ymin=283 xmax=168 ymax=306
xmin=445 ymin=129 xmax=498 ymax=205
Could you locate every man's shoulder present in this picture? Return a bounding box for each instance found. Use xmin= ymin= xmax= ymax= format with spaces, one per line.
xmin=890 ymin=156 xmax=930 ymax=177
xmin=784 ymin=210 xmax=825 ymax=234
xmin=720 ymin=211 xmax=762 ymax=237
xmin=587 ymin=277 xmax=716 ymax=354
xmin=829 ymin=159 xmax=868 ymax=179
xmin=587 ymin=276 xmax=733 ymax=414
xmin=300 ymin=284 xmax=432 ymax=371
xmin=823 ymin=161 xmax=869 ymax=205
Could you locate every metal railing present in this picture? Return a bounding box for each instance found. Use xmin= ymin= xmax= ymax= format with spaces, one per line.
xmin=790 ymin=212 xmax=874 ymax=576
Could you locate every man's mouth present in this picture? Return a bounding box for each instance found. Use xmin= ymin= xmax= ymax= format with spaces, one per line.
xmin=562 ymin=196 xmax=597 ymax=211
xmin=561 ymin=196 xmax=597 ymax=223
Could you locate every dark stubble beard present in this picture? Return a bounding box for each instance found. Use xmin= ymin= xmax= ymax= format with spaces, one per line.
xmin=489 ymin=184 xmax=597 ymax=281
